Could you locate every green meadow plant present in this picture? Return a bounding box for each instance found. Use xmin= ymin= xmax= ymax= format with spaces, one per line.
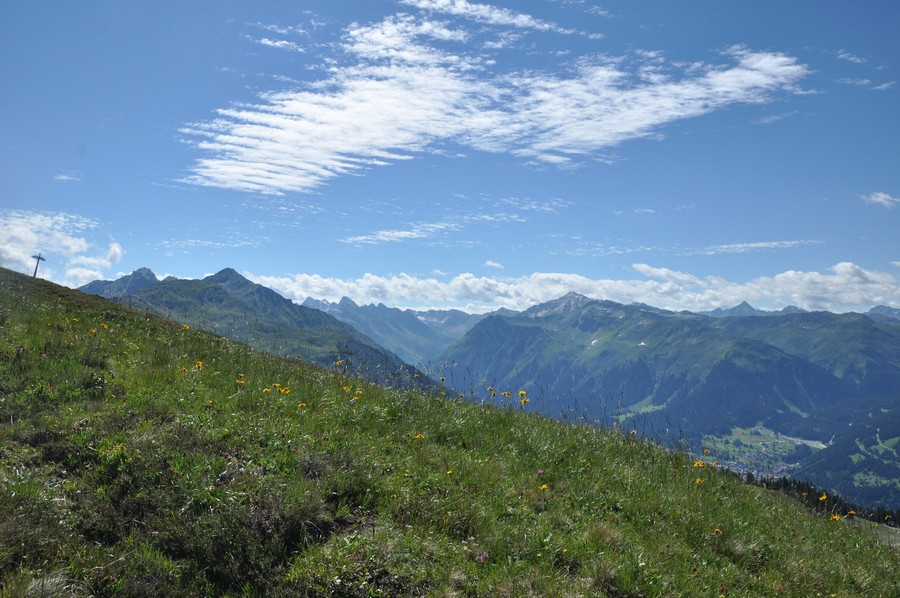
xmin=1 ymin=267 xmax=898 ymax=596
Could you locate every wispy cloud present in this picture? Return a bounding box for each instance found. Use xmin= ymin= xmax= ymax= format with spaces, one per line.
xmin=0 ymin=210 xmax=123 ymax=286
xmin=54 ymin=171 xmax=83 ymax=182
xmin=250 ymin=22 xmax=307 ymax=36
xmin=483 ymin=260 xmax=503 ymax=269
xmin=340 ymin=209 xmax=526 ymax=246
xmin=757 ymin=110 xmax=798 ymax=125
xmin=157 ymin=235 xmax=264 ymax=253
xmin=341 ymin=221 xmax=461 ymax=245
xmin=181 ymin=10 xmax=809 ymax=196
xmin=499 ymin=197 xmax=571 ymax=212
xmin=862 ymin=191 xmax=899 ymax=208
xmin=255 ymin=37 xmax=306 ymax=53
xmin=836 ymin=77 xmax=895 ymax=91
xmin=837 ymin=77 xmax=872 ymax=86
xmin=695 ymin=239 xmax=823 ymax=255
xmin=399 ymin=0 xmax=574 ymax=34
xmin=251 ymin=261 xmax=900 ymax=313
xmin=837 ymin=50 xmax=867 ymax=64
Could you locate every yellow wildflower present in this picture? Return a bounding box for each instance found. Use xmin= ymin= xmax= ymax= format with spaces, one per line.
xmin=182 ymin=324 xmax=191 ymax=330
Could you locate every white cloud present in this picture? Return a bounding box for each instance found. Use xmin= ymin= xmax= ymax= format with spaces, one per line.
xmin=862 ymin=191 xmax=899 ymax=208
xmin=54 ymin=171 xmax=83 ymax=182
xmin=69 ymin=242 xmax=124 ymax=268
xmin=484 ymin=260 xmax=503 ymax=269
xmin=181 ymin=12 xmax=809 ymax=196
xmin=837 ymin=77 xmax=872 ymax=86
xmin=64 ymin=267 xmax=107 ymax=287
xmin=399 ymin=0 xmax=572 ymax=33
xmin=872 ymin=81 xmax=896 ymax=91
xmin=250 ymin=22 xmax=307 ymax=36
xmin=696 ymin=240 xmax=822 ymax=255
xmin=0 ymin=210 xmax=122 ymax=286
xmin=341 ymin=221 xmax=461 ymax=245
xmin=757 ymin=110 xmax=797 ymax=125
xmin=837 ymin=50 xmax=866 ymax=64
xmin=249 ymin=261 xmax=900 ymax=314
xmin=256 ymin=37 xmax=305 ymax=53
xmin=340 ymin=209 xmax=528 ymax=246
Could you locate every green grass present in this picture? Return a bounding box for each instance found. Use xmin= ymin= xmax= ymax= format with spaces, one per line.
xmin=1 ymin=267 xmax=899 ymax=597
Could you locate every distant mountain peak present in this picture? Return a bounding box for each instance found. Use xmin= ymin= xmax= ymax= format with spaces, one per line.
xmin=79 ymin=267 xmax=159 ymax=298
xmin=208 ymin=267 xmax=244 ymax=281
xmin=339 ymin=296 xmax=359 ymax=308
xmin=525 ymin=292 xmax=599 ymax=318
xmin=702 ymin=302 xmax=808 ymax=318
xmin=131 ymin=267 xmax=158 ymax=279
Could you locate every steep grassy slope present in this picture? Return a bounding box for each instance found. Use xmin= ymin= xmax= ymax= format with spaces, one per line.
xmin=85 ymin=268 xmax=418 ymax=386
xmin=2 ymin=268 xmax=898 ymax=596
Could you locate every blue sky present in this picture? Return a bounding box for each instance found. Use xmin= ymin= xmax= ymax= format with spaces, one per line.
xmin=2 ymin=1 xmax=898 ymax=312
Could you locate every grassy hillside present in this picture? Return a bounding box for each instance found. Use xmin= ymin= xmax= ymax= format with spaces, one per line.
xmin=1 ymin=268 xmax=898 ymax=597
xmin=96 ymin=268 xmax=419 ymax=386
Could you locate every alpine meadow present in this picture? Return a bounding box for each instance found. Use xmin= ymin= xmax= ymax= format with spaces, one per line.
xmin=2 ymin=1 xmax=900 ymax=596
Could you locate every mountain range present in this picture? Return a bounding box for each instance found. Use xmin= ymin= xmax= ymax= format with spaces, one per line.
xmin=434 ymin=293 xmax=900 ymax=508
xmin=80 ymin=267 xmax=423 ymax=386
xmin=301 ymin=296 xmax=486 ymax=366
xmin=81 ymin=269 xmax=900 ymax=508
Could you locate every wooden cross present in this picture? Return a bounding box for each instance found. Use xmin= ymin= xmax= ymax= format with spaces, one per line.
xmin=32 ymin=253 xmax=45 ymax=278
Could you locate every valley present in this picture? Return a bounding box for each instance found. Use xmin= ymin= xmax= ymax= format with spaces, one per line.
xmin=82 ymin=269 xmax=900 ymax=510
